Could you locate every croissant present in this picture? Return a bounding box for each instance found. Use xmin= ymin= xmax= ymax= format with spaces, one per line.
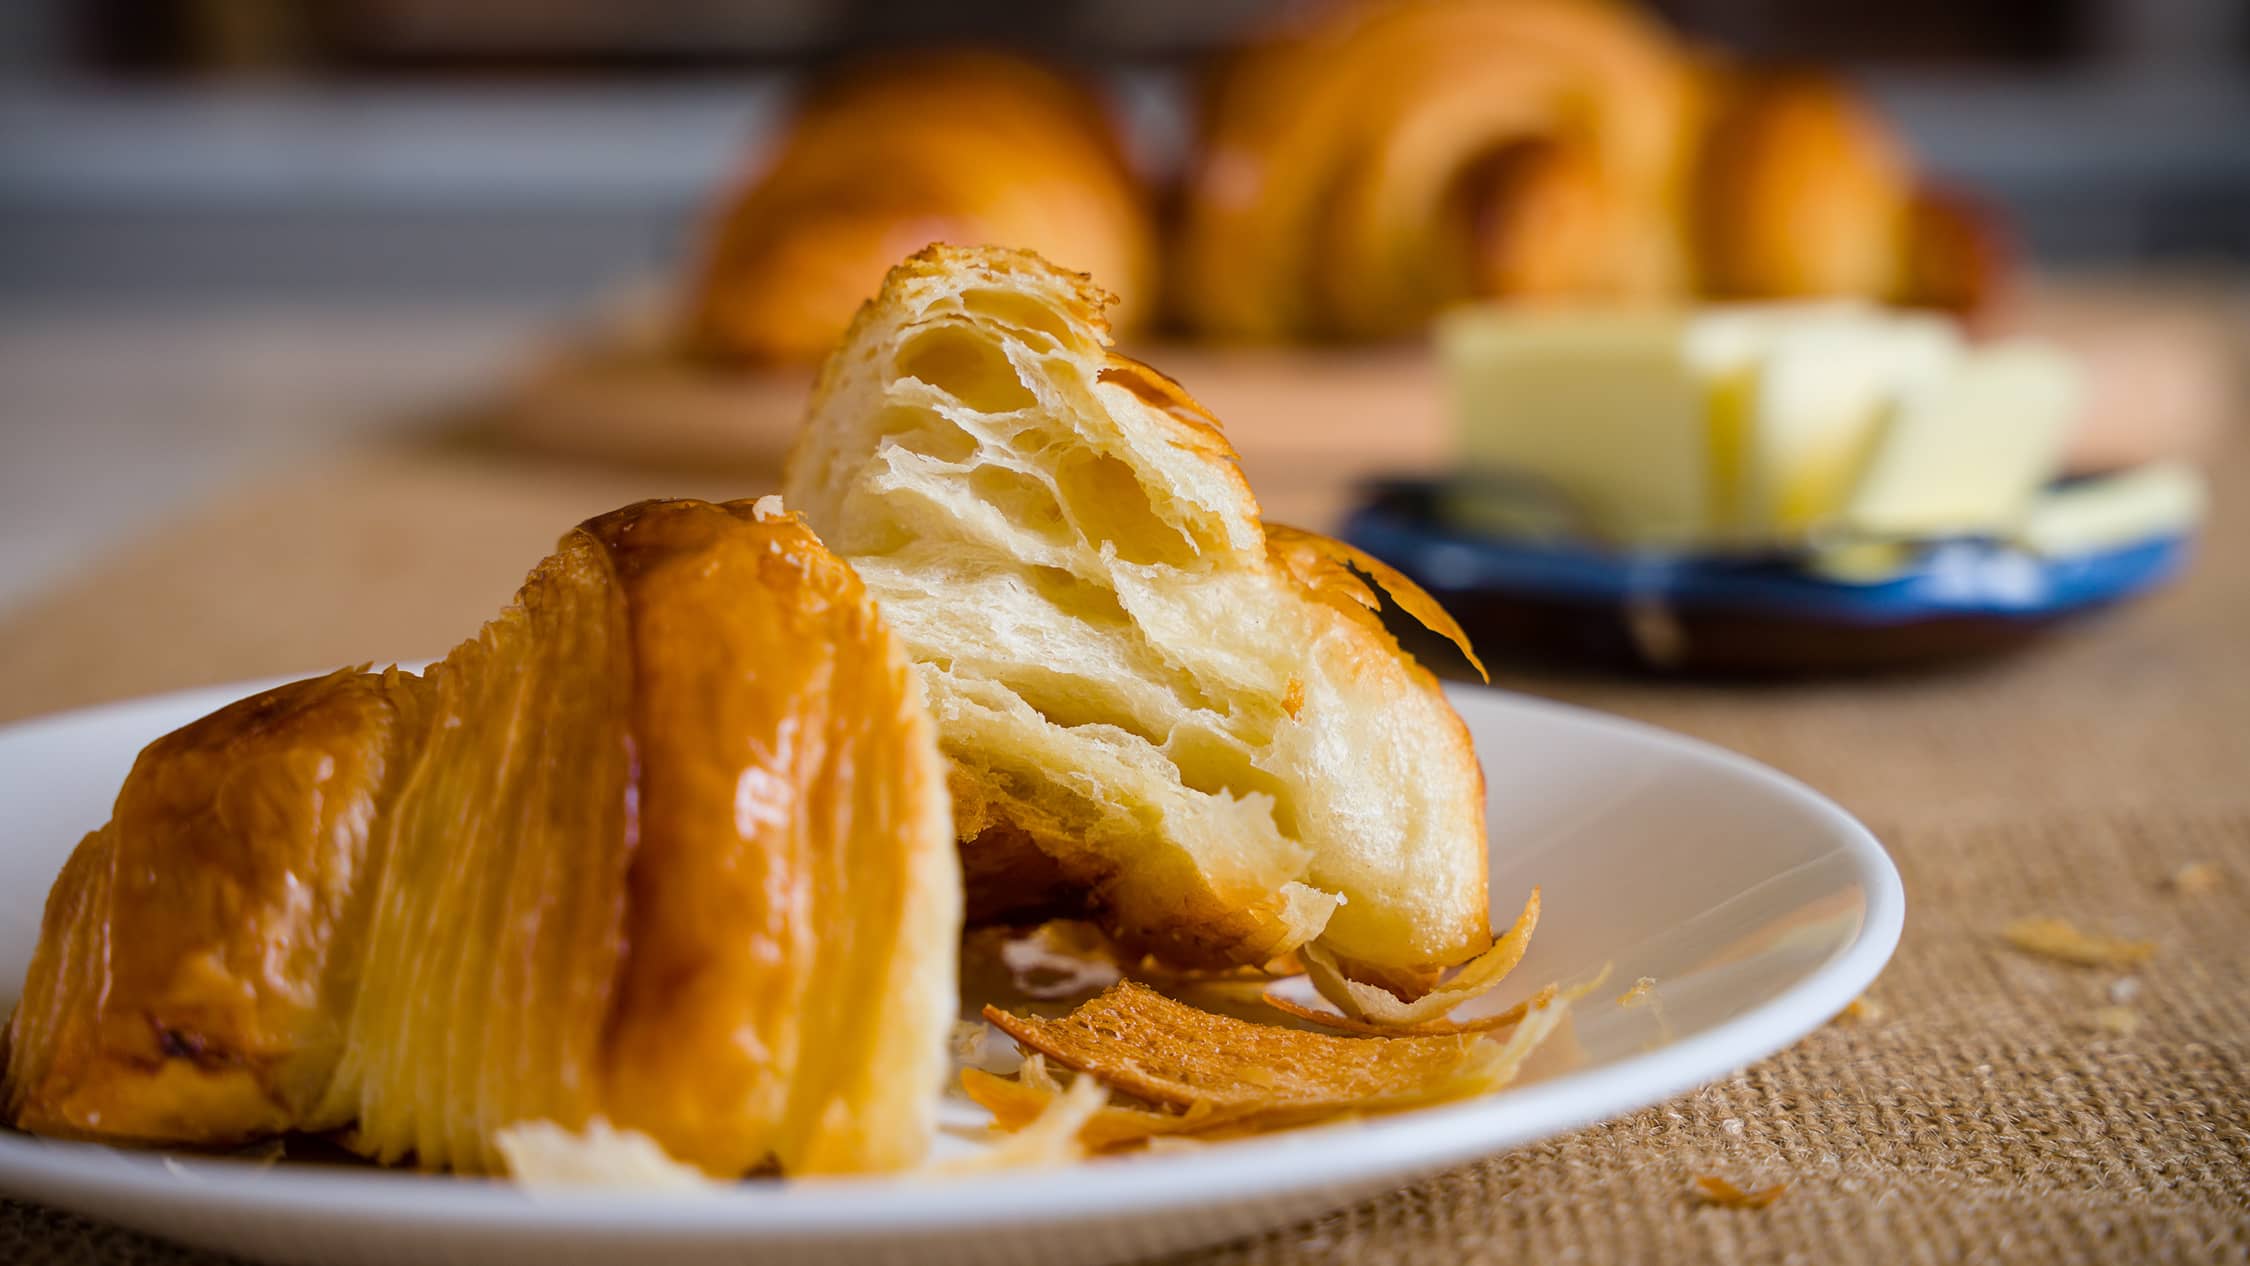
xmin=786 ymin=245 xmax=1491 ymax=984
xmin=1176 ymin=0 xmax=1694 ymax=340
xmin=1692 ymin=69 xmax=2004 ymax=313
xmin=1 ymin=499 xmax=960 ymax=1178
xmin=686 ymin=51 xmax=1156 ymax=365
xmin=1175 ymin=0 xmax=2003 ymax=340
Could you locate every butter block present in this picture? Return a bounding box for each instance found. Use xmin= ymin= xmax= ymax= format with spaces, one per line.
xmin=1837 ymin=341 xmax=2081 ymax=537
xmin=1441 ymin=302 xmax=2073 ymax=549
xmin=1440 ymin=311 xmax=1708 ymax=544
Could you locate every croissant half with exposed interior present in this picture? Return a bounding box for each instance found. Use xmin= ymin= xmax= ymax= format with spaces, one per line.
xmin=1 ymin=499 xmax=960 ymax=1177
xmin=5 ymin=246 xmax=1507 ymax=1174
xmin=1175 ymin=0 xmax=2005 ymax=340
xmin=786 ymin=244 xmax=1493 ymax=986
xmin=687 ymin=51 xmax=1156 ymax=365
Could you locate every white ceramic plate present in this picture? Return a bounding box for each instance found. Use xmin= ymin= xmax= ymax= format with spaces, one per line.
xmin=0 ymin=677 xmax=1901 ymax=1266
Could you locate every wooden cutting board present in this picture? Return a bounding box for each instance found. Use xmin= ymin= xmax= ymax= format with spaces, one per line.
xmin=489 ymin=279 xmax=2238 ymax=507
xmin=492 ymin=335 xmax=1454 ymax=484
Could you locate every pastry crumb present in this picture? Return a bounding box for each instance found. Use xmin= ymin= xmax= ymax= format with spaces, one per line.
xmin=926 ymin=1074 xmax=1104 ymax=1176
xmin=1834 ymin=995 xmax=1885 ymax=1024
xmin=1299 ymin=888 xmax=1540 ymax=1027
xmin=2169 ymin=862 xmax=2224 ymax=895
xmin=496 ymin=1118 xmax=714 ymax=1190
xmin=1618 ymin=977 xmax=1658 ymax=1008
xmin=951 ymin=1019 xmax=1025 ymax=1076
xmin=1694 ymin=1175 xmax=1787 ymax=1209
xmin=2000 ymin=917 xmax=2155 ymax=968
xmin=2089 ymin=1006 xmax=2143 ymax=1036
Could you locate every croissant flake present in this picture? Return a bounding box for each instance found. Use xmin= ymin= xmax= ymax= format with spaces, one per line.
xmin=1303 ymin=887 xmax=1540 ymax=1027
xmin=970 ymin=981 xmax=1572 ymax=1153
xmin=496 ymin=1118 xmax=718 ymax=1191
xmin=1265 ymin=526 xmax=1489 ymax=683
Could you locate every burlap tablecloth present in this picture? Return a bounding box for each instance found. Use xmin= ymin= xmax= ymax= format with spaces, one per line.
xmin=2 ymin=414 xmax=2246 ymax=1263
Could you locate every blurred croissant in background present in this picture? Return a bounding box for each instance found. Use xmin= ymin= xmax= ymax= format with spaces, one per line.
xmin=686 ymin=51 xmax=1157 ymax=364
xmin=2 ymin=499 xmax=960 ymax=1178
xmin=1174 ymin=0 xmax=2007 ymax=341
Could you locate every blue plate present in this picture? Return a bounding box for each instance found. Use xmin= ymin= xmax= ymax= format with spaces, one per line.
xmin=1342 ymin=479 xmax=2194 ymax=675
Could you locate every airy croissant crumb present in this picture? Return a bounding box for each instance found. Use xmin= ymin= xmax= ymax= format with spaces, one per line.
xmin=785 ymin=244 xmax=1490 ymax=979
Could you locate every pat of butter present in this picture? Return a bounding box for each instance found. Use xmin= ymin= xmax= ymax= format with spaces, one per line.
xmin=1679 ymin=304 xmax=1961 ymax=534
xmin=1837 ymin=341 xmax=2080 ymax=537
xmin=2015 ymin=462 xmax=2205 ymax=557
xmin=1440 ymin=311 xmax=1708 ymax=544
xmin=1748 ymin=315 xmax=1959 ymax=533
xmin=1678 ymin=305 xmax=1816 ymax=534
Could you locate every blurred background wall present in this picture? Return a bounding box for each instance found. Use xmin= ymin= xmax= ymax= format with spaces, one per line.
xmin=2 ymin=0 xmax=2246 ymax=305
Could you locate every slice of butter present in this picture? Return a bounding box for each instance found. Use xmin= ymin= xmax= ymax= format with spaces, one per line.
xmin=1679 ymin=305 xmax=1820 ymax=535
xmin=2015 ymin=462 xmax=2206 ymax=557
xmin=1748 ymin=315 xmax=1960 ymax=533
xmin=1677 ymin=303 xmax=1961 ymax=535
xmin=1440 ymin=310 xmax=1708 ymax=544
xmin=1836 ymin=341 xmax=2081 ymax=537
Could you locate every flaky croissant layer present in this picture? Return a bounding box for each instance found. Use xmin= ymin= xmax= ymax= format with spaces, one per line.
xmin=1 ymin=499 xmax=960 ymax=1177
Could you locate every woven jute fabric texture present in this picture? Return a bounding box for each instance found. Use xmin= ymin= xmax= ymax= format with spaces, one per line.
xmin=2 ymin=417 xmax=2245 ymax=1263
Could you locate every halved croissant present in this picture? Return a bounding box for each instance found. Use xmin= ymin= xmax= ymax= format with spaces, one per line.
xmin=686 ymin=51 xmax=1155 ymax=365
xmin=1 ymin=499 xmax=959 ymax=1178
xmin=785 ymin=245 xmax=1491 ymax=982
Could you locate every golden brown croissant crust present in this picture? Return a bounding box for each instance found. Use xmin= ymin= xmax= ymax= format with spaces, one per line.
xmin=1175 ymin=0 xmax=2006 ymax=340
xmin=1 ymin=499 xmax=959 ymax=1177
xmin=686 ymin=51 xmax=1156 ymax=365
xmin=1690 ymin=69 xmax=2006 ymax=314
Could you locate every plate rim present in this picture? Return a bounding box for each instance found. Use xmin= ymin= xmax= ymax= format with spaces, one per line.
xmin=0 ymin=676 xmax=1905 ymax=1238
xmin=1343 ymin=491 xmax=2192 ymax=622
